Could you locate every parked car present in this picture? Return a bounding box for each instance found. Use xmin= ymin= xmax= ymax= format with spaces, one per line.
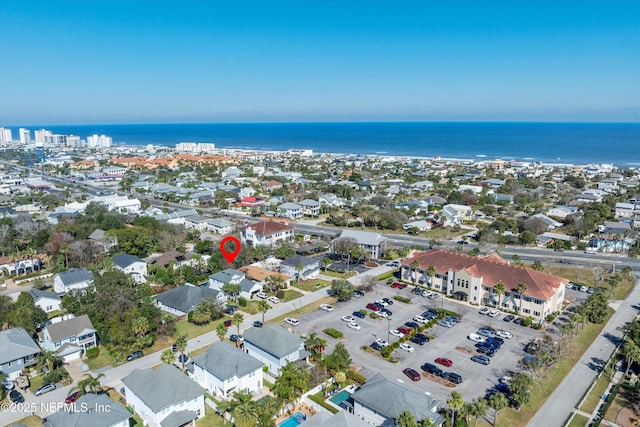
xmin=468 ymin=333 xmax=486 ymax=343
xmin=253 ymin=320 xmax=263 ymax=327
xmin=65 ymin=391 xmax=80 ymax=404
xmin=488 ymin=309 xmax=500 ymax=318
xmin=415 ymin=333 xmax=430 ymax=342
xmin=34 ymin=383 xmax=56 ymax=396
xmin=503 ymin=315 xmax=515 ymax=322
xmin=442 ymin=372 xmax=463 ymax=384
xmin=224 ymin=305 xmax=238 ymax=315
xmin=413 ymin=315 xmax=427 ymax=324
xmin=126 ymin=350 xmax=143 ymax=361
xmin=400 ymin=343 xmax=415 ymax=352
xmin=371 ymin=342 xmax=384 ymax=351
xmin=471 ymin=355 xmax=491 ymax=365
xmin=375 ymin=299 xmax=389 ymax=307
xmin=2 ymin=378 xmax=14 ymax=390
xmin=353 ymin=290 xmax=365 ymax=298
xmin=496 ymin=330 xmax=513 ymax=339
xmin=284 ymin=317 xmax=300 ymax=326
xmin=421 ymin=362 xmax=443 ymax=376
xmin=476 ymin=346 xmax=496 ymax=357
xmin=382 ymin=297 xmax=394 ymax=305
xmin=410 ymin=337 xmax=426 ymax=345
xmin=404 ymin=321 xmax=419 ymax=329
xmin=375 ymin=338 xmax=389 ymax=347
xmin=366 ymin=303 xmax=382 ymax=311
xmin=435 ymin=357 xmax=453 ymax=367
xmin=230 ymin=334 xmax=243 ymax=342
xmin=341 ymin=315 xmax=356 ymax=323
xmin=411 ymin=287 xmax=423 ymax=295
xmin=438 ymin=320 xmax=454 ymax=328
xmin=380 ymin=308 xmax=393 ymax=316
xmin=377 ymin=310 xmax=389 ymax=318
xmin=479 ymin=307 xmax=491 ymax=315
xmin=397 ymin=326 xmax=412 ymax=335
xmin=347 ymin=322 xmax=361 ymax=330
xmin=513 ymin=317 xmax=524 ymax=325
xmin=427 ymin=292 xmax=439 ymax=300
xmin=224 ymin=319 xmax=232 ymax=327
xmin=403 ymin=368 xmax=421 ymax=381
xmin=268 ymin=296 xmax=280 ymax=304
xmin=487 ymin=336 xmax=504 ymax=345
xmin=391 ymin=282 xmax=407 ymax=289
xmin=390 ymin=329 xmax=405 ymax=338
xmin=352 ymin=311 xmax=366 ymax=319
xmin=9 ymin=389 xmax=24 ymax=403
xmin=256 ymin=292 xmax=268 ymax=299
xmin=319 ymin=304 xmax=335 ymax=312
xmin=477 ymin=328 xmax=495 ymax=337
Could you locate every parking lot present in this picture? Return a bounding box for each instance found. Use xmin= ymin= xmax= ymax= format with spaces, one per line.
xmin=286 ymin=281 xmax=561 ymax=404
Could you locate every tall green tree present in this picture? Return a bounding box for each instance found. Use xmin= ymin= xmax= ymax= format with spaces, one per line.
xmin=304 ymin=332 xmax=327 ymax=363
xmin=488 ymin=391 xmax=509 ymax=426
xmin=216 ymin=323 xmax=228 ymax=342
xmin=323 ymin=342 xmax=351 ymax=372
xmin=447 ymin=391 xmax=464 ymax=427
xmin=272 ymin=362 xmax=310 ymax=414
xmin=232 ymin=389 xmax=260 ymax=427
xmin=516 ymin=282 xmax=528 ymax=315
xmin=232 ymin=313 xmax=244 ymax=346
xmin=161 ymin=349 xmax=176 ymax=365
xmin=411 ymin=260 xmax=420 ymax=284
xmin=330 ymin=279 xmax=354 ymax=302
xmin=73 ymin=373 xmax=105 ymax=396
xmin=396 ymin=410 xmax=417 ymax=427
xmin=494 ymin=282 xmax=506 ymax=309
xmin=426 ymin=265 xmax=437 ymax=288
xmin=175 ymin=334 xmax=188 ymax=370
xmin=257 ymin=300 xmax=271 ymax=323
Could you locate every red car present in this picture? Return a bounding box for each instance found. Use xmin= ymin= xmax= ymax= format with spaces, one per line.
xmin=391 ymin=282 xmax=407 ymax=289
xmin=224 ymin=319 xmax=232 ymax=327
xmin=435 ymin=357 xmax=453 ymax=367
xmin=65 ymin=391 xmax=79 ymax=404
xmin=403 ymin=368 xmax=421 ymax=382
xmin=366 ymin=303 xmax=382 ymax=312
xmin=397 ymin=326 xmax=412 ymax=335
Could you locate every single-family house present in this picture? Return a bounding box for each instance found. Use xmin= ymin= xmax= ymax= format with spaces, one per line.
xmin=155 ymin=284 xmax=226 ymax=316
xmin=0 ymin=328 xmax=40 ymax=379
xmin=277 ymin=202 xmax=303 ymax=219
xmin=303 ymin=411 xmax=370 ymax=427
xmin=536 ymin=232 xmax=575 ymax=248
xmin=123 ymin=364 xmax=206 ymax=427
xmin=112 ymin=254 xmax=148 ymax=284
xmin=208 ymin=218 xmax=235 ymax=235
xmin=298 ymin=199 xmax=320 ymax=216
xmin=615 ymin=202 xmax=640 ymax=219
xmin=43 ymin=393 xmax=131 ymax=427
xmin=351 ymin=373 xmax=444 ymax=426
xmin=262 ymin=180 xmax=283 ymax=191
xmin=530 ymin=214 xmax=563 ymax=230
xmin=29 ymin=289 xmax=62 ymax=313
xmin=403 ymin=220 xmax=432 ymax=232
xmin=240 ymin=221 xmax=294 ymax=247
xmin=53 ymin=267 xmax=94 ymax=294
xmin=441 ymin=204 xmax=474 ymax=226
xmin=191 ymin=342 xmax=264 ymax=399
xmin=145 ymin=251 xmax=190 ymax=269
xmin=39 ymin=314 xmax=97 ymax=361
xmin=279 ymin=255 xmax=320 ymax=281
xmin=547 ymin=205 xmax=579 ymax=219
xmin=208 ymin=269 xmax=261 ymax=299
xmin=237 ymin=266 xmax=290 ymax=288
xmin=88 ymin=229 xmax=118 ymax=252
xmin=332 ymin=230 xmax=387 ymax=259
xmin=242 ymin=326 xmax=307 ymax=376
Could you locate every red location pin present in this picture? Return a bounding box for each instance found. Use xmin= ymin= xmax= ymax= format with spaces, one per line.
xmin=220 ymin=236 xmax=241 ymax=263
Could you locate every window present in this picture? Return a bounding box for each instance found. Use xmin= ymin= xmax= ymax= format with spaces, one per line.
xmin=523 ymin=309 xmax=530 ymax=314
xmin=534 ymin=311 xmax=541 ymax=316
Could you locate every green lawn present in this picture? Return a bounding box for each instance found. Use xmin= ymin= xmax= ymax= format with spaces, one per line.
xmin=579 ymin=370 xmax=612 ymax=414
xmin=566 ymin=414 xmax=590 ymax=427
xmin=282 ymin=288 xmax=304 ymax=301
xmin=323 ymin=270 xmax=356 ymax=279
xmin=47 ymin=308 xmax=67 ymax=319
xmin=175 ymin=317 xmax=227 ymax=339
xmin=495 ymin=308 xmax=614 ymax=427
xmin=85 ymin=345 xmax=118 ymax=371
xmin=7 ymin=415 xmax=43 ymax=427
xmin=196 ymin=405 xmax=227 ymax=427
xmin=292 ymin=279 xmax=331 ymax=292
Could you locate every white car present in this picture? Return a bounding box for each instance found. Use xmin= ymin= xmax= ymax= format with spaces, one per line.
xmin=256 ymin=292 xmax=268 ymax=299
xmin=377 ymin=310 xmax=389 ymax=318
xmin=284 ymin=317 xmax=299 ymax=326
xmin=413 ymin=315 xmax=427 ymax=324
xmin=488 ymin=309 xmax=500 ymax=318
xmin=389 ymin=329 xmax=405 ymax=338
xmin=496 ymin=330 xmax=513 ymax=339
xmin=320 ymin=304 xmax=335 ymax=312
xmin=428 ymin=292 xmax=439 ymax=299
xmin=341 ymin=315 xmax=356 ymax=323
xmin=468 ymin=333 xmax=486 ymax=343
xmin=479 ymin=307 xmax=491 ymax=315
xmin=580 ymin=285 xmax=589 ymax=292
xmin=375 ymin=299 xmax=389 ymax=307
xmin=399 ymin=343 xmax=415 ymax=352
xmin=347 ymin=322 xmax=361 ymax=330
xmin=499 ymin=375 xmax=512 ymax=384
xmin=375 ymin=338 xmax=389 ymax=347
xmin=420 ymin=290 xmax=430 ymax=297
xmin=268 ymin=296 xmax=280 ymax=304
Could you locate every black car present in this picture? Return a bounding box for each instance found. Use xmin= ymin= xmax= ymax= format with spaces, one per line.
xmin=410 ymin=337 xmax=426 ymax=345
xmin=353 ymin=290 xmax=365 ymax=298
xmin=225 ymin=305 xmax=238 ymax=315
xmin=415 ymin=333 xmax=430 ymax=342
xmin=476 ymin=346 xmax=496 ymax=357
xmin=412 ymin=287 xmax=423 ymax=295
xmin=172 ymin=343 xmax=178 ymax=352
xmin=230 ymin=334 xmax=243 ymax=342
xmin=381 ymin=308 xmax=393 ymax=316
xmin=253 ymin=320 xmax=263 ymax=327
xmin=503 ymin=315 xmax=515 ymax=322
xmin=404 ymin=321 xmax=419 ymax=329
xmin=421 ymin=363 xmax=443 ymax=376
xmin=370 ymin=342 xmax=384 ymax=351
xmin=382 ymin=297 xmax=394 ymax=305
xmin=513 ymin=317 xmax=524 ymax=325
xmin=352 ymin=311 xmax=366 ymax=319
xmin=126 ymin=350 xmax=144 ymax=361
xmin=178 ymin=354 xmax=189 ymax=363
xmin=10 ymin=389 xmax=24 ymax=403
xmin=476 ymin=342 xmax=499 ymax=352
xmin=442 ymin=372 xmax=463 ymax=384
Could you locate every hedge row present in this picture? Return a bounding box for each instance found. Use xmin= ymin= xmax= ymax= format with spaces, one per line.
xmin=324 ymin=328 xmax=344 ymax=339
xmin=346 ymin=369 xmax=367 ymax=385
xmin=394 ymin=295 xmax=411 ymax=304
xmin=310 ymin=392 xmax=340 ymax=414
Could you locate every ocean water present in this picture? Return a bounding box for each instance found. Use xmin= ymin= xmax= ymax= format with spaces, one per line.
xmin=34 ymin=122 xmax=640 ymax=166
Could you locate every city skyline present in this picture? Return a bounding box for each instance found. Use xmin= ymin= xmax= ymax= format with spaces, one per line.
xmin=1 ymin=0 xmax=639 ymax=125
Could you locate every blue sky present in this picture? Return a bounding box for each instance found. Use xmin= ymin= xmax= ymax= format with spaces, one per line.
xmin=1 ymin=0 xmax=638 ymax=125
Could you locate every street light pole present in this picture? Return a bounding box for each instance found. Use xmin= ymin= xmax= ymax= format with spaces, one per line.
xmin=387 ymin=317 xmax=391 ymax=344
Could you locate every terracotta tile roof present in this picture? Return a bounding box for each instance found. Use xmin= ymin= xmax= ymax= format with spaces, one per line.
xmin=238 ymin=265 xmax=290 ymax=282
xmin=243 ymin=220 xmax=292 ymax=236
xmin=402 ymin=250 xmax=565 ymax=300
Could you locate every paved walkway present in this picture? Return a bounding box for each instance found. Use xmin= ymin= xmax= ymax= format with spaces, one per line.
xmin=527 ymin=276 xmax=640 ymax=427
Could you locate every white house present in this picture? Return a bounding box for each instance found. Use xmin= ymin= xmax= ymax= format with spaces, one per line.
xmin=298 ymin=199 xmax=320 ymax=216
xmin=39 ymin=314 xmax=97 ymax=361
xmin=123 ymin=364 xmax=206 ymax=427
xmin=43 ymin=393 xmax=131 ymax=427
xmin=208 ymin=217 xmax=235 ymax=235
xmin=547 ymin=205 xmax=579 ymax=219
xmin=112 ymin=254 xmax=148 ymax=284
xmin=280 ymin=255 xmax=320 ymax=281
xmin=332 ymin=230 xmax=387 ymax=259
xmin=29 ymin=289 xmax=62 ymax=313
xmin=191 ymin=342 xmax=264 ymax=399
xmin=242 ymin=325 xmax=307 ymax=376
xmin=277 ymin=202 xmax=303 ymax=219
xmin=403 ymin=220 xmax=432 ymax=232
xmin=240 ymin=221 xmax=294 ymax=247
xmin=53 ymin=267 xmax=94 ymax=294
xmin=208 ymin=269 xmax=261 ymax=299
xmin=441 ymin=204 xmax=474 ymax=226
xmin=0 ymin=328 xmax=40 ymax=379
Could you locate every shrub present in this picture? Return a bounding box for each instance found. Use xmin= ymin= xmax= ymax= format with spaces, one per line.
xmin=346 ymin=369 xmax=367 ymax=385
xmin=85 ymin=347 xmax=100 ymax=359
xmin=394 ymin=295 xmax=411 ymax=304
xmin=387 ymin=278 xmax=393 ymax=284
xmin=523 ymin=316 xmax=533 ymax=327
xmin=545 ymin=314 xmax=555 ymax=322
xmin=324 ymin=328 xmax=344 ymax=339
xmin=42 ymin=369 xmax=65 ymax=384
xmin=309 ymin=392 xmax=339 ymax=414
xmin=187 ymin=311 xmax=193 ymax=323
xmin=380 ymin=346 xmax=393 ymax=358
xmin=370 ymin=312 xmax=379 ymax=319
xmin=238 ymin=297 xmax=247 ymax=307
xmin=378 ymin=272 xmax=394 ymax=280
xmin=262 ymin=365 xmax=269 ymax=373
xmin=359 ymin=309 xmax=367 ymax=316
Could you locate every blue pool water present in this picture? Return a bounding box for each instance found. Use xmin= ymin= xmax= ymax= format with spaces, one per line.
xmin=279 ymin=411 xmax=305 ymax=427
xmin=329 ymin=390 xmax=351 ymax=406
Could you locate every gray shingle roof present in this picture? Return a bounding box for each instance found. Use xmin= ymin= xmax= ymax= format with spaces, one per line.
xmin=56 ymin=268 xmax=93 ymax=287
xmin=156 ymin=285 xmax=221 ymax=314
xmin=29 ymin=289 xmax=61 ymax=302
xmin=351 ymin=373 xmax=443 ymax=424
xmin=209 ymin=268 xmax=243 ymax=284
xmin=304 ymin=411 xmax=371 ymax=427
xmin=338 ymin=230 xmax=387 ymax=246
xmin=43 ymin=314 xmax=96 ymax=342
xmin=160 ymin=410 xmax=198 ymax=427
xmin=112 ymin=253 xmax=144 ymax=268
xmin=122 ymin=364 xmax=205 ymax=413
xmin=43 ymin=393 xmax=131 ymax=427
xmin=243 ymin=325 xmax=304 ymax=359
xmin=0 ymin=328 xmax=40 ymax=365
xmin=281 ymin=255 xmax=317 ymax=268
xmin=192 ymin=342 xmax=264 ymax=380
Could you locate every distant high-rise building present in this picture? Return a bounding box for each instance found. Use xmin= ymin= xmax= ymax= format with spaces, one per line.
xmin=87 ymin=134 xmax=112 ymax=148
xmin=35 ymin=129 xmax=52 ymax=143
xmin=19 ymin=128 xmax=31 ymax=144
xmin=66 ymin=135 xmax=83 ymax=148
xmin=44 ymin=134 xmax=67 ymax=145
xmin=0 ymin=127 xmax=12 ymax=142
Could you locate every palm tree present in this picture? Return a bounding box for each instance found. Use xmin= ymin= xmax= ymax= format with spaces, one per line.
xmin=322 ymin=257 xmax=332 ymax=271
xmin=396 ymin=410 xmax=417 ymax=427
xmin=295 ymin=263 xmax=304 ymax=284
xmin=132 ymin=316 xmax=150 ymax=338
xmin=426 ymin=265 xmax=437 ymax=289
xmin=190 ymin=302 xmax=212 ymax=325
xmin=623 ymin=340 xmax=640 ymax=377
xmin=215 ymin=399 xmax=234 ymax=425
xmin=516 ymin=282 xmax=528 ymax=315
xmin=175 ymin=334 xmax=188 ymax=370
xmin=472 ymin=397 xmax=488 ymax=427
xmin=232 ymin=390 xmax=259 ymax=427
xmin=488 ymin=391 xmax=509 ymax=426
xmin=37 ymin=350 xmax=61 ymax=373
xmin=216 ymin=322 xmax=228 ymax=342
xmin=273 ymin=362 xmax=310 ymax=414
xmin=418 ymin=418 xmax=438 ymax=427
xmin=459 ymin=401 xmax=474 ymax=426
xmin=73 ymin=373 xmax=105 ymax=396
xmin=232 ymin=313 xmax=244 ymax=347
xmin=304 ymin=332 xmax=327 ymax=363
xmin=161 ymin=349 xmax=176 ymax=365
xmin=411 ymin=260 xmax=420 ymax=284
xmin=447 ymin=391 xmax=464 ymax=427
xmin=494 ymin=281 xmax=506 ymax=309
xmin=257 ymin=300 xmax=271 ymax=323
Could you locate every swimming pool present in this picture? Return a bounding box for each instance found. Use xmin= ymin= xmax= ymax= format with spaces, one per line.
xmin=329 ymin=390 xmax=351 ymax=406
xmin=278 ymin=411 xmax=305 ymax=427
